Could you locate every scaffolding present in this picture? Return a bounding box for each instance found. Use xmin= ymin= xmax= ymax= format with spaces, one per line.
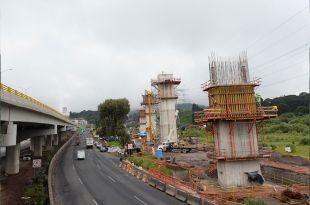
xmin=141 ymin=90 xmax=157 ymax=144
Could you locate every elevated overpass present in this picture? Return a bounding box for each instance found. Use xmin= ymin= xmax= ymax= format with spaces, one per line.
xmin=0 ymin=83 xmax=77 ymax=174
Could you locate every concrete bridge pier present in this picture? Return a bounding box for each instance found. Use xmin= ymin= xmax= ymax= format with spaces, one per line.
xmin=53 ymin=134 xmax=59 ymax=146
xmin=33 ymin=136 xmax=43 ymax=157
xmin=46 ymin=135 xmax=53 ymax=150
xmin=30 ymin=138 xmax=35 ymax=151
xmin=5 ymin=143 xmax=20 ymax=174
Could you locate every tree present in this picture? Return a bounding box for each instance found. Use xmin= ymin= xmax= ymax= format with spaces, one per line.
xmin=98 ymin=98 xmax=130 ymax=137
xmin=192 ymin=103 xmax=203 ymax=124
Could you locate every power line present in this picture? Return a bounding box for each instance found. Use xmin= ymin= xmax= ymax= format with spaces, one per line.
xmin=252 ymin=43 xmax=309 ymax=70
xmin=255 ymin=59 xmax=307 ymax=77
xmin=246 ymin=6 xmax=308 ymax=50
xmin=249 ymin=22 xmax=310 ymax=60
xmin=259 ymin=71 xmax=308 ymax=88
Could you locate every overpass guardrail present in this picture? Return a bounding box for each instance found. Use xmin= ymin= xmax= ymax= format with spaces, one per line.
xmin=0 ymin=83 xmax=73 ymax=124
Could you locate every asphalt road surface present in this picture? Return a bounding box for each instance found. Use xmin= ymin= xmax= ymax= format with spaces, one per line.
xmin=54 ymin=132 xmax=185 ymax=205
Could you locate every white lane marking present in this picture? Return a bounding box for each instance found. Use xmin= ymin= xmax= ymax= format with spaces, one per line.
xmin=78 ymin=177 xmax=83 ymax=185
xmin=107 ymin=176 xmax=116 ymax=182
xmin=96 ymin=164 xmax=101 ymax=169
xmin=92 ymin=199 xmax=99 ymax=205
xmin=134 ymin=196 xmax=148 ymax=205
xmin=73 ymin=166 xmax=76 ymax=171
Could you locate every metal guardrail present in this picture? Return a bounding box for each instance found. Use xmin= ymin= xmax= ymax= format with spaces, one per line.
xmin=0 ymin=83 xmax=73 ymax=124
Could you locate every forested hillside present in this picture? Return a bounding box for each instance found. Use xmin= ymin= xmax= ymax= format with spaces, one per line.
xmin=69 ymin=110 xmax=99 ymax=124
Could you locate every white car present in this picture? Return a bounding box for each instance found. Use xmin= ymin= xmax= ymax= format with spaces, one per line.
xmin=77 ymin=150 xmax=85 ymax=160
xmin=22 ymin=154 xmax=32 ymax=161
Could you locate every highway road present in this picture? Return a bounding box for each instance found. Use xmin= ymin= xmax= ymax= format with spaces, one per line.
xmin=54 ymin=131 xmax=185 ymax=205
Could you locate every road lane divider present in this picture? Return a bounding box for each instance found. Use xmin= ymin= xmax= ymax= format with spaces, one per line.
xmin=78 ymin=177 xmax=84 ymax=185
xmin=107 ymin=175 xmax=116 ymax=182
xmin=134 ymin=195 xmax=148 ymax=205
xmin=92 ymin=199 xmax=99 ymax=205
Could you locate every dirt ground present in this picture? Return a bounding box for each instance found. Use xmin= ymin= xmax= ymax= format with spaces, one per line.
xmin=0 ymin=160 xmax=34 ymax=205
xmin=163 ymin=150 xmax=210 ymax=168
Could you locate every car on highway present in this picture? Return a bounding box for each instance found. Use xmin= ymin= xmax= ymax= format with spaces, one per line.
xmin=22 ymin=154 xmax=32 ymax=161
xmin=100 ymin=146 xmax=107 ymax=152
xmin=77 ymin=150 xmax=85 ymax=160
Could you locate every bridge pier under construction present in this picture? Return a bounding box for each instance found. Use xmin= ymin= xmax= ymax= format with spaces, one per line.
xmin=195 ymin=53 xmax=277 ymax=187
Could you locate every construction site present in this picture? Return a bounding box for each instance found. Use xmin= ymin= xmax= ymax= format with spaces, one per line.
xmin=126 ymin=53 xmax=310 ymax=205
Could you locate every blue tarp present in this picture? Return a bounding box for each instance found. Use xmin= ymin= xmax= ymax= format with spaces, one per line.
xmin=155 ymin=149 xmax=163 ymax=160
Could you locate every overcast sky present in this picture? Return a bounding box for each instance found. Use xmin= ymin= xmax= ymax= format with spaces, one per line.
xmin=0 ymin=0 xmax=309 ymax=112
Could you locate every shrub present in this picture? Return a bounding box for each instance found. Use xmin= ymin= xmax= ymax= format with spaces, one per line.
xmin=270 ymin=144 xmax=277 ymax=150
xmin=244 ymin=198 xmax=266 ymax=205
xmin=141 ymin=159 xmax=155 ymax=169
xmin=299 ymin=137 xmax=310 ymax=145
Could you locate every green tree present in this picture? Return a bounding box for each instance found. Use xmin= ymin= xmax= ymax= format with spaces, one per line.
xmin=192 ymin=103 xmax=203 ymax=124
xmin=98 ymin=98 xmax=130 ymax=137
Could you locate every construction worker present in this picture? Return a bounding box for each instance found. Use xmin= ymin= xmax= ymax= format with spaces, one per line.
xmin=255 ymin=94 xmax=263 ymax=107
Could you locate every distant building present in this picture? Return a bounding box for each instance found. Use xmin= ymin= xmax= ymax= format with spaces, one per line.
xmin=71 ymin=118 xmax=88 ymax=127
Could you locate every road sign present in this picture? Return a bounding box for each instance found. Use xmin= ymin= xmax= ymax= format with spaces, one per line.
xmin=128 ymin=144 xmax=133 ymax=149
xmin=32 ymin=159 xmax=42 ymax=168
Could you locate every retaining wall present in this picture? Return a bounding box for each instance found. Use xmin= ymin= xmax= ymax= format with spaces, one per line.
xmin=262 ymin=165 xmax=309 ymax=185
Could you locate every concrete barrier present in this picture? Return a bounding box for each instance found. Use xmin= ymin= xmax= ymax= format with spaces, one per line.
xmin=148 ymin=177 xmax=156 ymax=187
xmin=155 ymin=180 xmax=166 ymax=191
xmin=136 ymin=171 xmax=143 ymax=180
xmin=175 ymin=189 xmax=188 ymax=202
xmin=142 ymin=174 xmax=149 ymax=183
xmin=131 ymin=169 xmax=137 ymax=176
xmin=187 ymin=194 xmax=202 ymax=205
xmin=165 ymin=184 xmax=177 ymax=196
xmin=48 ymin=132 xmax=76 ymax=205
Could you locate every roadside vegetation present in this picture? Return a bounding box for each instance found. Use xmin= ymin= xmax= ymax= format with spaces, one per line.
xmin=23 ymin=150 xmax=56 ymax=205
xmin=97 ymin=98 xmax=131 ymax=146
xmin=176 ymin=92 xmax=309 ymax=159
xmin=126 ymin=154 xmax=173 ymax=176
xmin=262 ymin=113 xmax=309 ymax=158
xmin=243 ymin=198 xmax=266 ymax=205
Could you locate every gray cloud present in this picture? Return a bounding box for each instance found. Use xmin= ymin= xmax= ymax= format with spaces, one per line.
xmin=1 ymin=0 xmax=309 ymax=112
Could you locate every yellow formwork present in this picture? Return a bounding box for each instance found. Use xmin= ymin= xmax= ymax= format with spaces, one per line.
xmin=208 ymin=84 xmax=256 ymax=116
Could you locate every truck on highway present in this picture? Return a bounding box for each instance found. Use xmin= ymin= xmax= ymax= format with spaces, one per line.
xmin=158 ymin=140 xmax=200 ymax=153
xmin=86 ymin=137 xmax=94 ymax=149
xmin=75 ymin=136 xmax=80 ymax=146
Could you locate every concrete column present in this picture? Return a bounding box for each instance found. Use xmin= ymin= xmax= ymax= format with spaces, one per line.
xmin=33 ymin=136 xmax=43 ymax=157
xmin=58 ymin=134 xmax=61 ymax=143
xmin=53 ymin=134 xmax=58 ymax=146
xmin=30 ymin=138 xmax=35 ymax=151
xmin=46 ymin=135 xmax=53 ymax=150
xmin=5 ymin=143 xmax=20 ymax=174
xmin=60 ymin=132 xmax=64 ymax=141
xmin=42 ymin=136 xmax=46 ymax=147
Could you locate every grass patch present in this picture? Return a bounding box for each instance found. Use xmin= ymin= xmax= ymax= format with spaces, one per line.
xmin=108 ymin=140 xmax=122 ymax=148
xmin=262 ymin=133 xmax=309 ymax=159
xmin=126 ymin=155 xmax=173 ymax=175
xmin=179 ymin=128 xmax=212 ymax=144
xmin=244 ymin=198 xmax=266 ymax=205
